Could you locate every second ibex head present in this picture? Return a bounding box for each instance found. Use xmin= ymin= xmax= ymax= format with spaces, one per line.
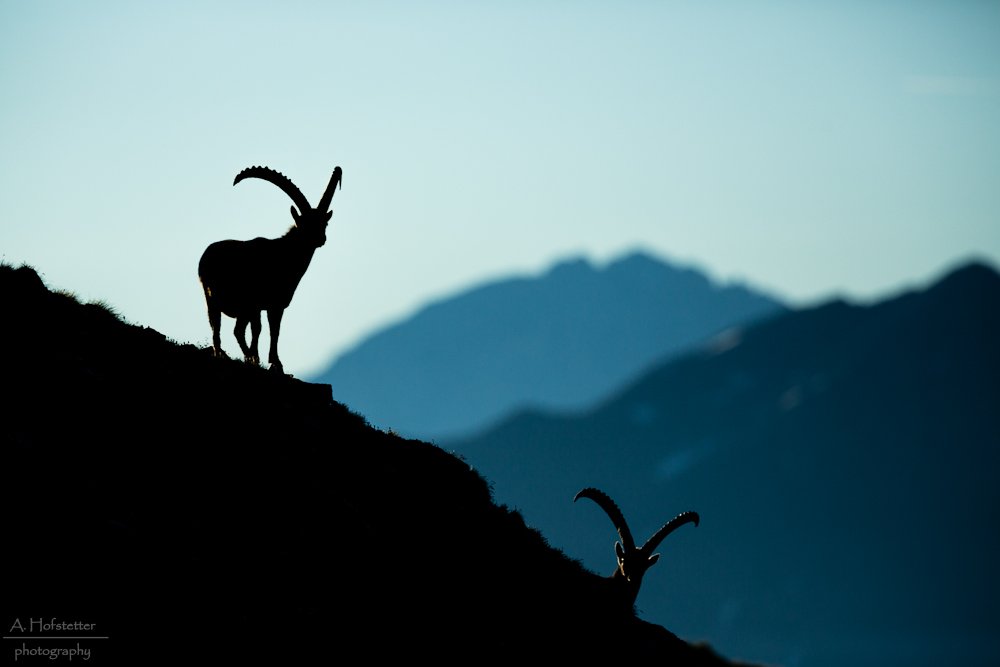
xmin=574 ymin=487 xmax=699 ymax=609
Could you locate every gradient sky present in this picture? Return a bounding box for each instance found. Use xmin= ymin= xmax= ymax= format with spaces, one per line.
xmin=2 ymin=1 xmax=997 ymax=377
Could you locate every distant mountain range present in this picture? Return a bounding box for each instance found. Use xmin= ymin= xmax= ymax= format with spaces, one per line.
xmin=452 ymin=262 xmax=1000 ymax=667
xmin=310 ymin=251 xmax=786 ymax=440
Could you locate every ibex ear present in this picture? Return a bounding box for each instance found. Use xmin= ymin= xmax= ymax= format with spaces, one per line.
xmin=325 ymin=210 xmax=333 ymax=222
xmin=615 ymin=541 xmax=625 ymax=563
xmin=291 ymin=206 xmax=301 ymax=223
xmin=647 ymin=553 xmax=660 ymax=567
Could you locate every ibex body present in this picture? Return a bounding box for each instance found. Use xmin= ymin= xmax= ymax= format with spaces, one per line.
xmin=574 ymin=488 xmax=698 ymax=611
xmin=199 ymin=166 xmax=342 ymax=374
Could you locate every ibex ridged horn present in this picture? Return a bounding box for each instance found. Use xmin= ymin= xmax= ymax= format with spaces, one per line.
xmin=574 ymin=487 xmax=636 ymax=551
xmin=234 ymin=166 xmax=312 ymax=216
xmin=316 ymin=167 xmax=342 ymax=213
xmin=640 ymin=511 xmax=699 ymax=558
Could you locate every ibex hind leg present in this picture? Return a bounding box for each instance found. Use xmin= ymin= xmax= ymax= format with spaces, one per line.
xmin=234 ymin=316 xmax=259 ymax=365
xmin=204 ymin=292 xmax=227 ymax=359
xmin=249 ymin=312 xmax=262 ymax=364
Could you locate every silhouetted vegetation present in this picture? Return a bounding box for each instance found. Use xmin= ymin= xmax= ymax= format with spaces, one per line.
xmin=3 ymin=262 xmax=746 ymax=664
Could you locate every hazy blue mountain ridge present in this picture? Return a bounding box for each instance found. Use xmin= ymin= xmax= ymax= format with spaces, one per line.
xmin=452 ymin=261 xmax=1000 ymax=667
xmin=312 ymin=251 xmax=786 ymax=440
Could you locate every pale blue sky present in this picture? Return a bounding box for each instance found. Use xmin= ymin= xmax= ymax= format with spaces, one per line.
xmin=2 ymin=1 xmax=997 ymax=377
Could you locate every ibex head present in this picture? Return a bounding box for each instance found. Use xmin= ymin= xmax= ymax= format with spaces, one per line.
xmin=574 ymin=488 xmax=698 ymax=607
xmin=233 ymin=166 xmax=343 ymax=247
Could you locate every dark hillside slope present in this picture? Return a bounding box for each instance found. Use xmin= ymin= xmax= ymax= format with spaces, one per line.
xmin=454 ymin=262 xmax=1000 ymax=667
xmin=2 ymin=264 xmax=741 ymax=664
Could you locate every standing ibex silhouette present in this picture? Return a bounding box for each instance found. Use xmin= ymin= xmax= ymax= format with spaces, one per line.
xmin=199 ymin=166 xmax=343 ymax=374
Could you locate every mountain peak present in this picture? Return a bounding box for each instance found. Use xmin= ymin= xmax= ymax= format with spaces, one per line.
xmin=312 ymin=252 xmax=786 ymax=440
xmin=546 ymin=255 xmax=594 ymax=278
xmin=930 ymin=259 xmax=1000 ymax=296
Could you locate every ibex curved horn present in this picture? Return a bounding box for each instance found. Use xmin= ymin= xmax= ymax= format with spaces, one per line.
xmin=574 ymin=487 xmax=635 ymax=551
xmin=640 ymin=511 xmax=699 ymax=558
xmin=316 ymin=167 xmax=342 ymax=213
xmin=234 ymin=166 xmax=312 ymax=215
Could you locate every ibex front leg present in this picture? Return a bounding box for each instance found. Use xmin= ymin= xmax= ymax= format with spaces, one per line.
xmin=248 ymin=312 xmax=262 ymax=365
xmin=235 ymin=312 xmax=263 ymax=364
xmin=267 ymin=307 xmax=285 ymax=374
